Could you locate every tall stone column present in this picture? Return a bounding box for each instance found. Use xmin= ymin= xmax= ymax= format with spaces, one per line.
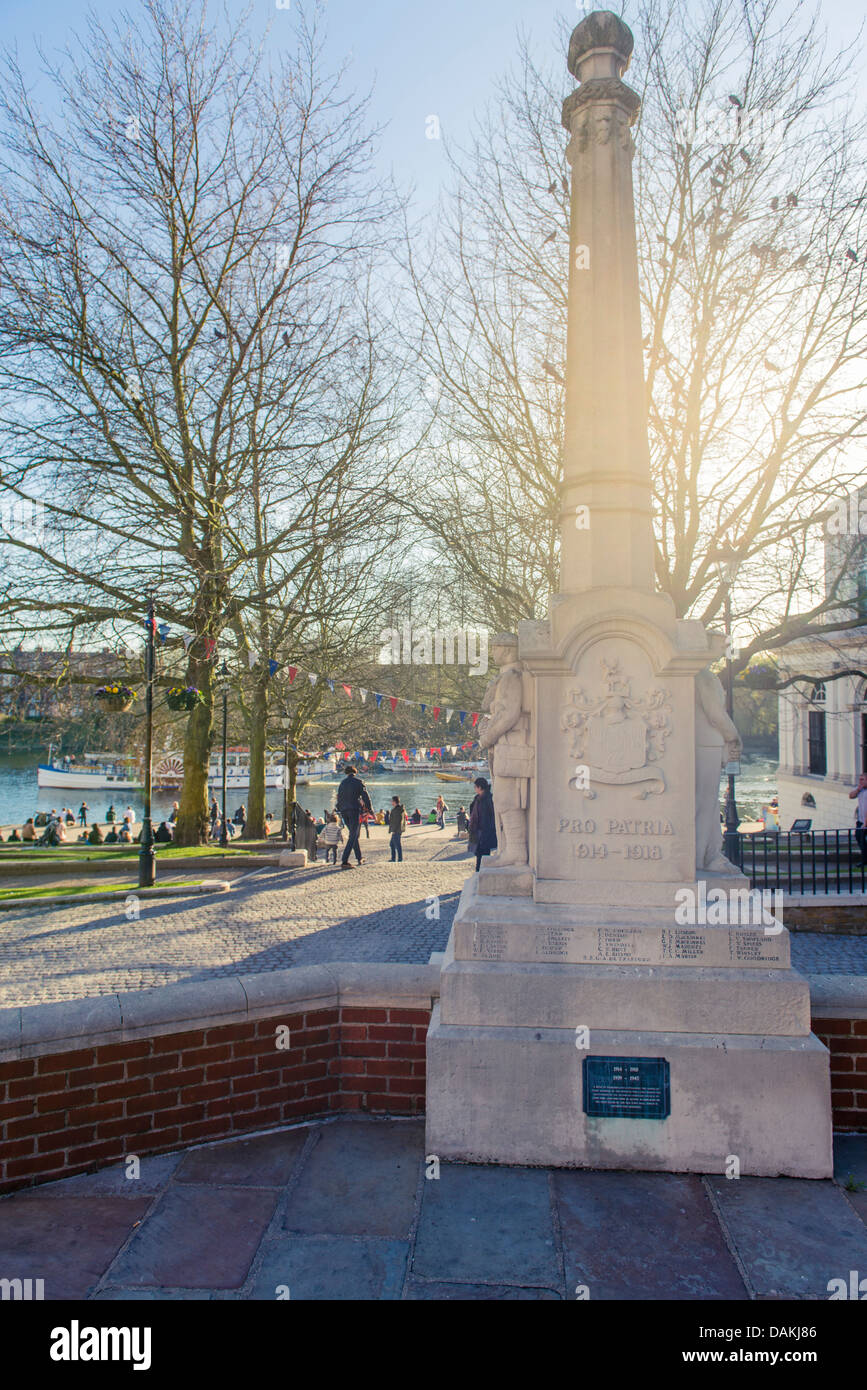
xmin=425 ymin=11 xmax=832 ymax=1179
xmin=560 ymin=13 xmax=655 ymax=593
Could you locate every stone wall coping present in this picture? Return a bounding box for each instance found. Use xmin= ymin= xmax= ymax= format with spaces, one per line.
xmin=0 ymin=962 xmax=442 ymax=1062
xmin=785 ymin=893 xmax=867 ymax=906
xmin=808 ymin=973 xmax=867 ymax=1019
xmin=1 ymin=964 xmax=863 ymax=1061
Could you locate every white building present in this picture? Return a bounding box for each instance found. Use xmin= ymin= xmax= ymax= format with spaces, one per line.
xmin=776 ymin=496 xmax=867 ymax=831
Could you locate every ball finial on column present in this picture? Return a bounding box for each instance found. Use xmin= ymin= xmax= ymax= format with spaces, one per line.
xmin=568 ymin=10 xmax=635 ymax=80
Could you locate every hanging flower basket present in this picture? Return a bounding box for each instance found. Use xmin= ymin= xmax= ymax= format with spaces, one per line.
xmin=95 ymin=683 xmax=138 ymax=713
xmin=166 ymin=685 xmax=205 ymax=712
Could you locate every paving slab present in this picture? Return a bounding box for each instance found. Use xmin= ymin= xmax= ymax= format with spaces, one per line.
xmin=405 ymin=1279 xmax=561 ymax=1300
xmin=553 ymin=1170 xmax=746 ymax=1300
xmin=0 ymin=1196 xmax=150 ymax=1300
xmin=174 ymin=1129 xmax=308 ymax=1188
xmin=280 ymin=1119 xmax=423 ymax=1238
xmin=249 ymin=1236 xmax=408 ymax=1300
xmin=16 ymin=1152 xmax=182 ymax=1198
xmin=412 ymin=1163 xmax=559 ymax=1289
xmin=706 ymin=1176 xmax=867 ymax=1299
xmin=92 ymin=1288 xmax=215 ymax=1300
xmin=103 ymin=1186 xmax=279 ymax=1289
xmin=833 ymin=1134 xmax=867 ymax=1187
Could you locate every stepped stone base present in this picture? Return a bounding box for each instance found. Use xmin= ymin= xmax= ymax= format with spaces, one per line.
xmin=425 ymin=1007 xmax=833 ymax=1178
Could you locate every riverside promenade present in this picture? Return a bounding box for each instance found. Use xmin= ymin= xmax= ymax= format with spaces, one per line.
xmin=1 ymin=824 xmax=867 ymax=1009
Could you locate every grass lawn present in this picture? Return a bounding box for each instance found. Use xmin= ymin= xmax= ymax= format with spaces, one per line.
xmin=0 ymin=878 xmax=192 ymax=901
xmin=0 ymin=844 xmax=257 ymax=862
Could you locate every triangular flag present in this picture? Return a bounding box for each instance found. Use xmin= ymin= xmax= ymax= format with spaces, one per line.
xmin=433 ymin=707 xmax=440 ymax=721
xmin=248 ymin=650 xmax=257 ymax=669
xmin=400 ymin=749 xmax=409 ymax=763
xmin=203 ymin=638 xmax=217 ymax=660
xmin=181 ymin=633 xmax=194 ymax=653
xmin=157 ymin=623 xmax=170 ymax=642
xmin=308 ymin=673 xmax=318 ymax=686
xmin=326 ymin=679 xmax=334 ymax=693
xmin=370 ymin=750 xmax=379 ymax=761
xmin=458 ymin=711 xmax=467 ymax=725
xmin=445 ymin=708 xmax=453 ymax=723
xmin=471 ymin=712 xmax=480 ymax=727
xmin=287 ymin=666 xmax=298 ymax=683
xmin=342 ymin=684 xmax=352 ymax=699
xmin=420 ymin=703 xmax=427 ymax=715
xmin=375 ymin=693 xmax=383 ymax=708
xmin=362 ymin=750 xmax=369 ymax=760
xmin=389 ymin=696 xmax=398 ymax=713
xmin=359 ymin=688 xmax=368 ymax=703
xmin=268 ymin=659 xmax=279 ymax=677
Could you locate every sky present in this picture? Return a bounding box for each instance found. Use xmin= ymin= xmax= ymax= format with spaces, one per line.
xmin=1 ymin=0 xmax=864 ymax=216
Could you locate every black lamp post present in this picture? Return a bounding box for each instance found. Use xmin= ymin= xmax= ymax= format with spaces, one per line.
xmin=715 ymin=546 xmax=741 ymax=867
xmin=138 ymin=592 xmax=156 ymax=888
xmin=280 ymin=716 xmax=292 ymax=842
xmin=219 ymin=661 xmax=229 ymax=849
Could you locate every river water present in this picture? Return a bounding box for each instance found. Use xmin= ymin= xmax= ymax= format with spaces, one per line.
xmin=0 ymin=750 xmax=778 ymax=828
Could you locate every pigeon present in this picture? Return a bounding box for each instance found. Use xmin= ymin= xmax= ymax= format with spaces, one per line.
xmin=846 ymin=248 xmax=858 ymax=262
xmin=763 ymin=357 xmax=781 ymax=371
xmin=710 ymin=177 xmax=725 ymax=189
xmin=543 ymin=231 xmax=557 ymax=245
xmin=794 ymin=255 xmax=809 ymax=268
xmin=548 ymin=181 xmax=558 ymax=195
xmin=728 ymin=94 xmax=743 ymax=108
xmin=542 ymin=360 xmax=564 ymax=383
xmin=739 ymin=149 xmax=752 ymax=166
xmin=282 ymin=331 xmax=291 ymax=347
xmin=561 ymin=175 xmax=569 ymax=195
xmin=214 ymin=328 xmax=225 ymax=340
xmin=770 ymin=197 xmax=779 ymax=211
xmin=786 ymin=192 xmax=798 ymax=208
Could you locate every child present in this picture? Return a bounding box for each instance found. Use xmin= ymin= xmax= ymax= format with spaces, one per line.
xmin=321 ymin=812 xmax=344 ymax=864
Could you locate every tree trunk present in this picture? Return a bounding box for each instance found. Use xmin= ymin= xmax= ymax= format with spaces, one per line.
xmin=175 ymin=656 xmax=214 ymax=846
xmin=244 ymin=675 xmax=268 ymax=839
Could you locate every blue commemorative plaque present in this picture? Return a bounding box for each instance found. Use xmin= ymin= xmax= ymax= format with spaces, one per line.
xmin=582 ymin=1056 xmax=670 ymax=1119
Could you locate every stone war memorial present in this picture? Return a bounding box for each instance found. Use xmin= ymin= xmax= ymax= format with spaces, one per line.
xmin=426 ymin=11 xmax=833 ymax=1179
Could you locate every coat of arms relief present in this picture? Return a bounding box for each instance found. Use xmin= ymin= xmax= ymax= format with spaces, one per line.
xmin=560 ymin=657 xmax=672 ymax=799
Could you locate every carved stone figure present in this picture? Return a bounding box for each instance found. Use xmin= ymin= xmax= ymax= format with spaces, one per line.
xmin=695 ymin=667 xmax=742 ymax=871
xmin=478 ymin=634 xmax=533 ymax=867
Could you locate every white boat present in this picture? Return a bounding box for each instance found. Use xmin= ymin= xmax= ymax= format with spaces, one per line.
xmin=200 ymin=748 xmax=337 ymax=791
xmin=37 ymin=748 xmax=143 ymax=790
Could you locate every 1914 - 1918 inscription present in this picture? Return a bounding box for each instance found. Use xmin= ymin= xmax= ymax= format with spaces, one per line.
xmin=582 ymin=1056 xmax=671 ymax=1119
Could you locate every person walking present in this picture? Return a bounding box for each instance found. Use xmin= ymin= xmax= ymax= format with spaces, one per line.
xmin=321 ymin=812 xmax=344 ymax=865
xmin=388 ymin=795 xmax=407 ymax=862
xmin=336 ymin=766 xmax=373 ymax=869
xmin=468 ymin=777 xmax=497 ymax=872
xmin=209 ymin=796 xmax=219 ymax=831
xmin=456 ymin=805 xmax=468 ymax=837
xmin=850 ymin=773 xmax=867 ymax=863
xmin=435 ymin=794 xmax=448 ymax=830
xmin=78 ymin=801 xmax=88 ymax=827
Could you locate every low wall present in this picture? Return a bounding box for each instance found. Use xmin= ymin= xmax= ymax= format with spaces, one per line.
xmin=1 ymin=966 xmax=865 ymax=1194
xmin=0 ymin=964 xmax=435 ymax=1195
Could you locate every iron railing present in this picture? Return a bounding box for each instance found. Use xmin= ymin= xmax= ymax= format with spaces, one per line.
xmin=734 ymin=828 xmax=866 ymax=894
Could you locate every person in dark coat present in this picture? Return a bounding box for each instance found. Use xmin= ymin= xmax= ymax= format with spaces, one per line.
xmin=468 ymin=777 xmax=497 ymax=872
xmin=335 ymin=769 xmax=373 ymax=868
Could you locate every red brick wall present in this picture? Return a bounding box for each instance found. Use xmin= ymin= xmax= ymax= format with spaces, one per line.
xmin=0 ymin=1005 xmax=430 ymax=1195
xmin=2 ymin=1007 xmax=864 ymax=1194
xmin=812 ymin=1017 xmax=867 ymax=1132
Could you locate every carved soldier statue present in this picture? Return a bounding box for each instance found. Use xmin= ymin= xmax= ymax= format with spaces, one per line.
xmin=478 ymin=634 xmax=534 ymax=867
xmin=694 ymin=667 xmax=742 ymax=872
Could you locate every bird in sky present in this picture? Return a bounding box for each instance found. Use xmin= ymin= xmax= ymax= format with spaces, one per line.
xmin=561 ymin=175 xmax=569 ymax=195
xmin=846 ymin=248 xmax=858 ymax=262
xmin=786 ymin=192 xmax=798 ymax=208
xmin=729 ymin=94 xmax=743 ymax=108
xmin=548 ymin=181 xmax=557 ymax=195
xmin=739 ymin=149 xmax=752 ymax=165
xmin=770 ymin=197 xmax=780 ymax=211
xmin=214 ymin=328 xmax=225 ymax=340
xmin=542 ymin=359 xmax=564 ymax=383
xmin=763 ymin=357 xmax=781 ymax=371
xmin=282 ymin=331 xmax=291 ymax=347
xmin=543 ymin=231 xmax=557 ymax=245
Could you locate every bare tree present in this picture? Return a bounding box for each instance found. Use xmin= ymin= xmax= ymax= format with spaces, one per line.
xmin=400 ymin=0 xmax=867 ymax=667
xmin=0 ymin=0 xmax=403 ymax=842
